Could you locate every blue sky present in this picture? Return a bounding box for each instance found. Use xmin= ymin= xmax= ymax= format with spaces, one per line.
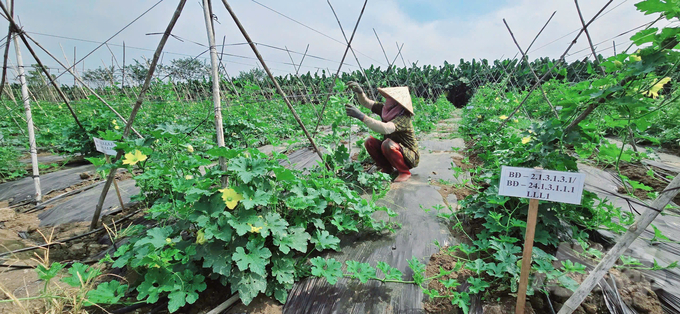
xmin=399 ymin=0 xmax=512 ymax=22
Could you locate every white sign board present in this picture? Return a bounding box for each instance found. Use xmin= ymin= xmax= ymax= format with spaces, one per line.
xmin=498 ymin=166 xmax=586 ymax=205
xmin=93 ymin=137 xmax=118 ymax=156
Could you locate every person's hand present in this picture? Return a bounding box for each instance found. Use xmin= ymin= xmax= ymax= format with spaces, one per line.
xmin=345 ymin=104 xmax=365 ymax=121
xmin=347 ymin=81 xmax=364 ymax=95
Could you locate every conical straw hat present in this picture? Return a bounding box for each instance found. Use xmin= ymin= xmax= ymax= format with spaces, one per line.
xmin=378 ymin=86 xmax=414 ymax=115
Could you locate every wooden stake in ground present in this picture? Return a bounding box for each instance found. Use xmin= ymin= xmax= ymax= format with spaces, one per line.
xmin=105 ymin=155 xmax=125 ymax=212
xmin=12 ymin=32 xmax=41 ymax=202
xmin=516 ymin=197 xmax=539 ymax=314
xmin=497 ymin=166 xmax=587 ymax=314
xmin=90 ymin=0 xmax=187 ymax=230
xmin=202 ymin=0 xmax=228 ymax=187
xmin=557 ymin=175 xmax=680 ymax=314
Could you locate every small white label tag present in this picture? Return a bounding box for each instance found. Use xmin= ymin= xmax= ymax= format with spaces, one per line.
xmin=93 ymin=137 xmax=118 ymax=156
xmin=498 ymin=166 xmax=586 ymax=205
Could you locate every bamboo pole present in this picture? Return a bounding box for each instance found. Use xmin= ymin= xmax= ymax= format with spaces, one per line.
xmin=202 ymin=0 xmax=228 ymax=186
xmin=558 ymin=175 xmax=680 ymax=314
xmin=313 ymin=0 xmax=368 ymax=135
xmin=90 ymin=0 xmax=187 ymax=230
xmin=122 ymin=42 xmax=126 ymax=91
xmin=494 ymin=1 xmax=613 ymax=134
xmin=327 ymin=0 xmax=377 ymax=100
xmin=0 ymin=0 xmax=13 ymax=99
xmin=218 ymin=35 xmax=240 ymax=99
xmin=0 ymin=11 xmax=86 ymax=130
xmin=220 ymin=0 xmax=328 ymax=168
xmin=61 ymin=44 xmax=88 ymax=99
xmin=13 ymin=33 xmax=41 ymax=202
xmin=503 ymin=19 xmax=559 ymax=119
xmin=574 ymin=0 xmax=605 ymax=75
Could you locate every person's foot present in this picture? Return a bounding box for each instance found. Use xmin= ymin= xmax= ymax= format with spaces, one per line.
xmin=381 ymin=167 xmax=395 ymax=174
xmin=394 ymin=173 xmax=411 ymax=182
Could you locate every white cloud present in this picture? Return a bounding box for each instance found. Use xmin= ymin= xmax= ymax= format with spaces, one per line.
xmin=0 ymin=0 xmax=659 ymax=85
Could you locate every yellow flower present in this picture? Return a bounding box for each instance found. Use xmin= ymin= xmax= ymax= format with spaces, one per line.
xmin=528 ymin=130 xmax=534 ymax=134
xmin=112 ymin=119 xmax=117 ymax=125
xmin=630 ymin=54 xmax=641 ymax=62
xmin=122 ymin=150 xmax=147 ymax=165
xmin=643 ymin=77 xmax=671 ymax=99
xmin=499 ymin=115 xmax=509 ymax=120
xmin=58 ymin=105 xmax=62 ymax=109
xmin=495 ymin=97 xmax=500 ymax=101
xmin=187 ymin=145 xmax=194 ymax=153
xmin=196 ymin=229 xmax=206 ymax=245
xmin=115 ymin=125 xmax=120 ymax=130
xmin=521 ymin=137 xmax=532 ymax=144
xmin=513 ymin=119 xmax=519 ymax=123
xmin=185 ymin=175 xmax=194 ymax=180
xmin=247 ymin=223 xmax=263 ymax=233
xmin=476 ymin=115 xmax=482 ymax=119
xmin=219 ymin=188 xmax=244 ymax=210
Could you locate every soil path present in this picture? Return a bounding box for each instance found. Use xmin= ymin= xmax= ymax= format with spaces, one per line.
xmin=283 ymin=117 xmax=465 ymax=314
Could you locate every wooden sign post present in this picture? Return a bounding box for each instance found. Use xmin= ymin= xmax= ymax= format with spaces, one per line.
xmin=498 ymin=166 xmax=586 ymax=314
xmin=94 ymin=138 xmax=125 ymax=212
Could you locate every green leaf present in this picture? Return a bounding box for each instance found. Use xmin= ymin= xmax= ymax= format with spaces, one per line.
xmin=261 ymin=212 xmax=289 ymax=238
xmin=134 ymin=226 xmax=173 ymax=249
xmin=228 ymin=157 xmax=268 ymax=183
xmin=651 ymin=224 xmax=670 ymax=242
xmin=310 ymin=257 xmax=344 ymax=285
xmin=199 ymin=242 xmax=232 ymax=276
xmin=137 ymin=268 xmax=171 ymax=303
xmin=440 ymin=278 xmax=461 ymax=289
xmin=166 ymin=270 xmax=206 ymax=312
xmin=345 ymin=261 xmax=377 ymax=283
xmin=203 ymin=217 xmax=233 ymax=242
xmin=273 ymin=167 xmax=296 ymax=182
xmin=467 ymin=277 xmax=490 ymax=294
xmin=168 ymin=291 xmax=188 ymax=313
xmin=227 ymin=209 xmax=259 ymax=236
xmin=61 ymin=263 xmax=101 ymax=287
xmin=311 ymin=230 xmax=340 ymax=252
xmin=630 ymin=28 xmax=658 ymax=45
xmin=485 ymin=263 xmax=506 ymax=278
xmin=229 ymin=270 xmax=267 ymax=306
xmin=465 ymin=259 xmax=488 ymax=275
xmin=376 ymin=261 xmax=403 ymax=281
xmin=240 ymin=188 xmax=272 ymax=210
xmin=408 ymin=257 xmax=427 ymax=285
xmin=36 ymin=262 xmax=64 ymax=282
xmin=558 ymin=274 xmax=579 ymax=291
xmin=331 ymin=211 xmax=359 ymax=232
xmin=272 ymin=257 xmax=296 ymax=285
xmin=273 ymin=226 xmax=310 ymax=254
xmin=86 ymin=280 xmax=128 ymax=305
xmin=232 ymin=240 xmax=272 ymax=277
xmin=192 ymin=193 xmax=226 ymax=218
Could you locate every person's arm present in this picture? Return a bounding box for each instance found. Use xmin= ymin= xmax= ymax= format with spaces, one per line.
xmin=363 ymin=116 xmax=396 ymax=135
xmin=346 ymin=104 xmax=394 ymax=134
xmin=355 ymin=92 xmax=376 ymax=110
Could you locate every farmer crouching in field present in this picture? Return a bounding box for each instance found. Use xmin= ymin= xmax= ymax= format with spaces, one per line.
xmin=344 ymin=81 xmax=419 ymax=182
